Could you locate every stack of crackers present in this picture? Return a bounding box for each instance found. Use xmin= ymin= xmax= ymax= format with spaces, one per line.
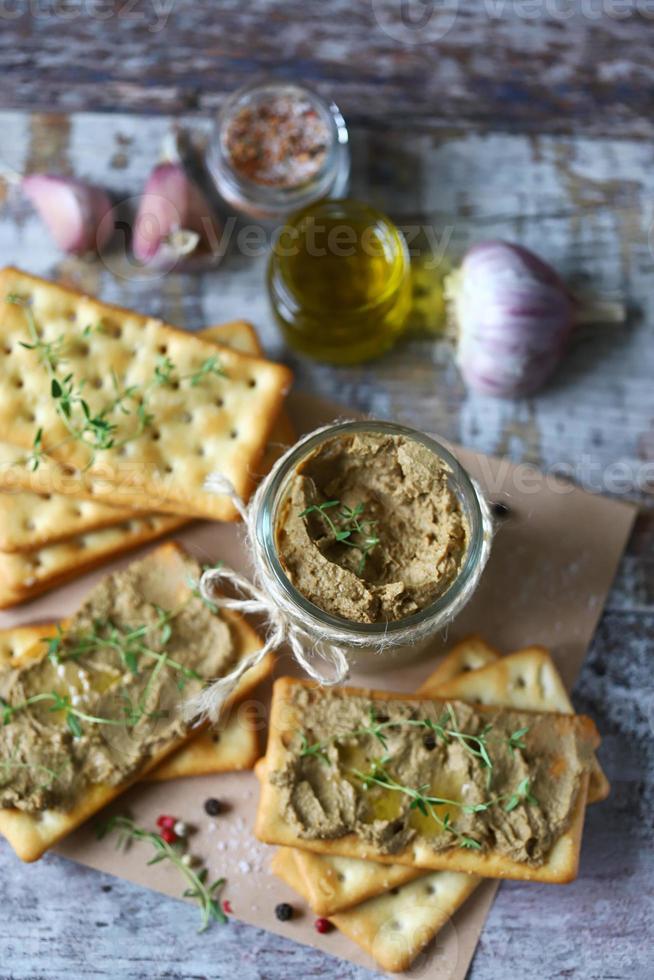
xmin=0 ymin=268 xmax=293 ymax=608
xmin=0 ymin=542 xmax=275 ymax=862
xmin=256 ymin=638 xmax=608 ymax=973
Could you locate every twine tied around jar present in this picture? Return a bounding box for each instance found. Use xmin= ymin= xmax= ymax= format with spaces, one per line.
xmin=183 ymin=422 xmax=494 ymax=725
xmin=183 ymin=467 xmax=351 ymax=725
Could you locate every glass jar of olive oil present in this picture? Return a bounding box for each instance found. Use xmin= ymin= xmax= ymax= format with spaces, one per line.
xmin=267 ymin=199 xmax=411 ymax=364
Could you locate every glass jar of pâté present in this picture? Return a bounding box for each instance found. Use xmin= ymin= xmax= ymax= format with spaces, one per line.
xmin=251 ymin=420 xmax=492 ymax=669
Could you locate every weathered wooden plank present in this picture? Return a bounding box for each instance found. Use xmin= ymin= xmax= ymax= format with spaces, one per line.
xmin=1 ymin=3 xmax=654 ymax=138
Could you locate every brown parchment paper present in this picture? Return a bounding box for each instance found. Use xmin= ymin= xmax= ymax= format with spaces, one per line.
xmin=0 ymin=394 xmax=637 ymax=979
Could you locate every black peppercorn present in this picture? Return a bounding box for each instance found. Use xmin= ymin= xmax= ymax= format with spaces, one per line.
xmin=423 ymin=733 xmax=437 ymax=751
xmin=275 ymin=902 xmax=294 ymax=922
xmin=204 ymin=797 xmax=222 ymax=816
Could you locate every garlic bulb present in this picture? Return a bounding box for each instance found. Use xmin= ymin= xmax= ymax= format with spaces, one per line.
xmin=21 ymin=174 xmax=113 ymax=255
xmin=132 ymin=162 xmax=222 ymax=268
xmin=448 ymin=240 xmax=576 ymax=397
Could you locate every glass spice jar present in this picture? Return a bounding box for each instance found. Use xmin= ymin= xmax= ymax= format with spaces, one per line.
xmin=251 ymin=420 xmax=493 ymax=671
xmin=206 ymin=79 xmax=350 ymax=220
xmin=267 ymin=199 xmax=412 ymax=364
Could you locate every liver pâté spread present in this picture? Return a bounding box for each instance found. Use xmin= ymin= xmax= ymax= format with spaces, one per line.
xmin=274 ymin=432 xmax=468 ymax=624
xmin=0 ymin=551 xmax=237 ymax=813
xmin=271 ymin=685 xmax=598 ymax=866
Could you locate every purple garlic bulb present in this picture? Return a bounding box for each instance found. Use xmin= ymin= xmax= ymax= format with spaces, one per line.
xmin=450 ymin=240 xmax=576 ymax=397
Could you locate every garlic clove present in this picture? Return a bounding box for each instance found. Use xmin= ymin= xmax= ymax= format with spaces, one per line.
xmin=132 ymin=162 xmax=222 ymax=268
xmin=449 ymin=240 xmax=575 ymax=398
xmin=21 ymin=174 xmax=113 ymax=255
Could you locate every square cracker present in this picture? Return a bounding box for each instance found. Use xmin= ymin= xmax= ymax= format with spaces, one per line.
xmin=423 ymin=634 xmax=500 ymax=687
xmin=145 ymin=714 xmax=259 ymax=781
xmin=279 ymin=847 xmax=425 ymax=917
xmin=0 ymin=268 xmax=292 ymax=519
xmin=256 ymin=676 xmax=596 ymax=884
xmin=0 ymin=318 xmax=295 ymax=554
xmin=197 ymin=321 xmax=295 ymax=475
xmin=272 ymin=846 xmax=478 ymax=975
xmin=0 ymin=514 xmax=188 ymax=609
xmin=0 ymin=542 xmax=274 ymax=861
xmin=0 ymin=489 xmax=137 ymax=553
xmin=0 ymin=623 xmax=260 ymax=781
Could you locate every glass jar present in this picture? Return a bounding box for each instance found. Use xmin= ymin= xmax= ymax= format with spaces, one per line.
xmin=206 ymin=79 xmax=350 ymax=220
xmin=267 ymin=199 xmax=411 ymax=364
xmin=251 ymin=420 xmax=492 ymax=671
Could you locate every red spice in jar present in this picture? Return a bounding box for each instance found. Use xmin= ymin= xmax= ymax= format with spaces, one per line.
xmin=223 ymin=93 xmax=330 ymax=188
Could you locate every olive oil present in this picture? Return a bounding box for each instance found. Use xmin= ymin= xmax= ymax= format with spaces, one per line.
xmin=267 ymin=199 xmax=411 ymax=364
xmin=407 ymin=771 xmax=465 ymax=836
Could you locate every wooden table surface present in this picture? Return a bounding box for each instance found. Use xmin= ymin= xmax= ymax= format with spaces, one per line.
xmin=0 ymin=5 xmax=653 ymax=979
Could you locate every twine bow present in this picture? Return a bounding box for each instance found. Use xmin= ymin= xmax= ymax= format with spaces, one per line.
xmin=183 ymin=471 xmax=350 ymax=725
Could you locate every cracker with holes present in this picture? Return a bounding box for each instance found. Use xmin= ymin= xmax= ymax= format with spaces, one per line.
xmin=256 ymin=676 xmax=599 ymax=883
xmin=259 ymin=635 xmax=493 ymax=916
xmin=0 ymin=320 xmax=296 ymax=608
xmin=0 ymin=319 xmax=294 ymax=564
xmin=0 ymin=488 xmax=138 ymax=553
xmin=272 ymin=847 xmax=478 ymax=975
xmin=0 ymin=513 xmax=188 ymax=609
xmin=0 ymin=623 xmax=260 ymax=781
xmin=423 ymin=633 xmax=501 ymax=687
xmin=0 ymin=542 xmax=273 ymax=861
xmin=0 ymin=268 xmax=292 ymax=519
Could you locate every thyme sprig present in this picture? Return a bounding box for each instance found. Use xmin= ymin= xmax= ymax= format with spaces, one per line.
xmin=300 ymin=498 xmax=380 ymax=574
xmin=298 ymin=704 xmax=500 ymax=774
xmin=7 ymin=294 xmax=225 ymax=470
xmin=507 ymin=726 xmax=529 ymax=755
xmin=0 ymin=689 xmax=142 ymax=737
xmin=98 ymin=815 xmax=227 ymax=932
xmin=1 ymin=602 xmax=201 ymax=737
xmin=45 ymin=605 xmax=202 ymax=691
